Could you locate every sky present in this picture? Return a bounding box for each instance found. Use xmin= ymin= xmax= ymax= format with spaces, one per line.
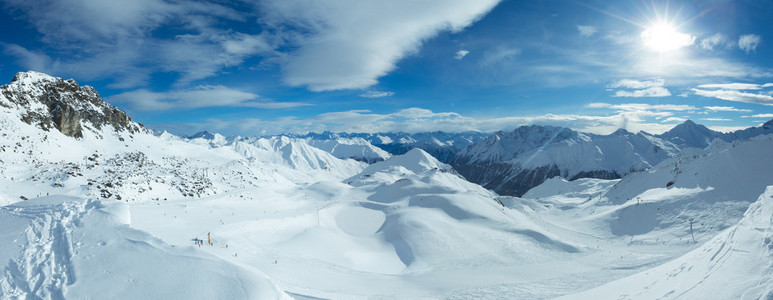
xmin=1 ymin=0 xmax=772 ymax=136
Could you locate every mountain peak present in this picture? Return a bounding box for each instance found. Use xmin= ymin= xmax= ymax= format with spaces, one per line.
xmin=764 ymin=119 xmax=773 ymax=128
xmin=658 ymin=120 xmax=720 ymax=149
xmin=189 ymin=131 xmax=215 ymax=140
xmin=11 ymin=71 xmax=60 ymax=85
xmin=358 ymin=148 xmax=450 ymax=177
xmin=611 ymin=128 xmax=631 ymax=135
xmin=1 ymin=71 xmax=143 ymax=138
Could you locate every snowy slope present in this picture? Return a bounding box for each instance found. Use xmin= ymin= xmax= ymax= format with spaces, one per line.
xmin=600 ymin=135 xmax=773 ymax=242
xmin=565 ymin=186 xmax=773 ymax=299
xmin=232 ymin=136 xmax=366 ymax=181
xmin=0 ymin=196 xmax=288 ymax=299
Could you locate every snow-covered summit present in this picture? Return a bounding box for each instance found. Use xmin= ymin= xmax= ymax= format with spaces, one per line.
xmin=357 ymin=148 xmax=451 ymax=178
xmin=656 ymin=119 xmax=722 ymax=149
xmin=0 ymin=71 xmax=144 ymax=138
xmin=454 ymin=125 xmax=577 ymax=164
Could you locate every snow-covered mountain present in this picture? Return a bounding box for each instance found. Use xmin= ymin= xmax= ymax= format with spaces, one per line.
xmin=305 ymin=137 xmax=391 ymax=163
xmin=297 ymin=131 xmax=488 ymax=163
xmin=655 ymin=119 xmax=723 ymax=149
xmin=724 ymin=118 xmax=773 ymax=141
xmin=3 ymin=70 xmax=773 ymax=299
xmin=0 ymin=71 xmax=144 ymax=138
xmin=452 ymin=125 xmax=680 ymax=196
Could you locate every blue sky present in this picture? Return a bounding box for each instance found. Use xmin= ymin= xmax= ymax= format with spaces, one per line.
xmin=1 ymin=0 xmax=772 ymax=136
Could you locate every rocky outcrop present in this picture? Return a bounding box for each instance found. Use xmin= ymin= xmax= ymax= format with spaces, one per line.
xmin=0 ymin=71 xmax=144 ymax=138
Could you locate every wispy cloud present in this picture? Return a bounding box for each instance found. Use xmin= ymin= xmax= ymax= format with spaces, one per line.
xmin=697 ymin=83 xmax=767 ymax=90
xmin=3 ymin=0 xmax=269 ymax=87
xmin=5 ymin=0 xmax=502 ymax=92
xmin=587 ymin=103 xmax=697 ymax=111
xmin=480 ymin=46 xmax=521 ymax=66
xmin=265 ymin=0 xmax=502 ymax=91
xmin=743 ymin=113 xmax=773 ymax=118
xmin=454 ymin=50 xmax=470 ymax=60
xmin=661 ymin=117 xmax=687 ymax=123
xmin=109 ymin=86 xmax=309 ymax=111
xmin=739 ymin=34 xmax=761 ymax=53
xmin=693 ymin=89 xmax=773 ymax=105
xmin=699 ymin=33 xmax=733 ymax=50
xmin=577 ymin=25 xmax=597 ymax=37
xmin=155 ymin=107 xmax=700 ymax=136
xmin=692 ymin=81 xmax=773 ymax=106
xmin=607 ymin=79 xmax=671 ymax=97
xmin=359 ymin=91 xmax=395 ymax=98
xmin=704 ymin=106 xmax=752 ymax=112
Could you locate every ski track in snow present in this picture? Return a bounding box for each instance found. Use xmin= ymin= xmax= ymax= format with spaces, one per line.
xmin=0 ymin=199 xmax=88 ymax=299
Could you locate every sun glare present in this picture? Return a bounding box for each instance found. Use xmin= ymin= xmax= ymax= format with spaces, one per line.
xmin=641 ymin=22 xmax=694 ymax=52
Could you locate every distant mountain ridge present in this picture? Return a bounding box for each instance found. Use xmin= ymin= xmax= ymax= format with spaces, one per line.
xmin=451 ymin=125 xmax=680 ymax=196
xmin=189 ymin=118 xmax=773 ymax=197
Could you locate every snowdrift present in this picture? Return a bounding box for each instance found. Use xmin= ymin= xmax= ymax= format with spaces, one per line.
xmin=0 ymin=196 xmax=288 ymax=299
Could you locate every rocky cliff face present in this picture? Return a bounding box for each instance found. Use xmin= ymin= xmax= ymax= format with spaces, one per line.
xmin=0 ymin=71 xmax=143 ymax=138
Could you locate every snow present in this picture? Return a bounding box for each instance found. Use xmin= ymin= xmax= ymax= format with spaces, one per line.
xmin=3 ymin=72 xmax=773 ymax=299
xmin=306 ymin=137 xmax=391 ymax=163
xmin=566 ymin=186 xmax=773 ymax=299
xmin=0 ymin=196 xmax=288 ymax=299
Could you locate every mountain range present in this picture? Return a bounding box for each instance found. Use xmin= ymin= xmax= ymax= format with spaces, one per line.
xmin=190 ymin=117 xmax=772 ymax=197
xmin=2 ymin=71 xmax=773 ymax=298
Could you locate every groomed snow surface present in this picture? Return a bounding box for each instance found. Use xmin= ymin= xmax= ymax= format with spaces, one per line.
xmin=2 ymin=92 xmax=773 ymax=298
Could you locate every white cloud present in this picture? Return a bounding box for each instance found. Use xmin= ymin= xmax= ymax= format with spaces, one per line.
xmin=158 ymin=106 xmax=696 ymax=136
xmin=577 ymin=25 xmax=597 ymax=37
xmin=661 ymin=117 xmax=687 ymax=123
xmin=454 ymin=50 xmax=470 ymax=60
xmin=747 ymin=113 xmax=773 ymax=118
xmin=697 ymin=83 xmax=764 ymax=90
xmin=3 ymin=0 xmax=261 ymax=87
xmin=587 ymin=103 xmax=696 ymax=111
xmin=109 ymin=86 xmax=309 ymax=111
xmin=480 ymin=47 xmax=521 ymax=66
xmin=613 ymin=87 xmax=671 ymax=97
xmin=607 ymin=79 xmax=671 ymax=97
xmin=699 ymin=33 xmax=729 ymax=50
xmin=608 ymin=78 xmax=665 ymax=89
xmin=263 ymin=0 xmax=501 ymax=91
xmin=359 ymin=91 xmax=395 ymax=98
xmin=692 ymin=88 xmax=773 ymax=106
xmin=739 ymin=34 xmax=761 ymax=53
xmin=704 ymin=106 xmax=752 ymax=112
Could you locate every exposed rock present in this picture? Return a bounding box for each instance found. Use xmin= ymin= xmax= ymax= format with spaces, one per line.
xmin=0 ymin=71 xmax=144 ymax=138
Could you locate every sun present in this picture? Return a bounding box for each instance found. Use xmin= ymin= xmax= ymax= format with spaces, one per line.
xmin=641 ymin=22 xmax=695 ymax=52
